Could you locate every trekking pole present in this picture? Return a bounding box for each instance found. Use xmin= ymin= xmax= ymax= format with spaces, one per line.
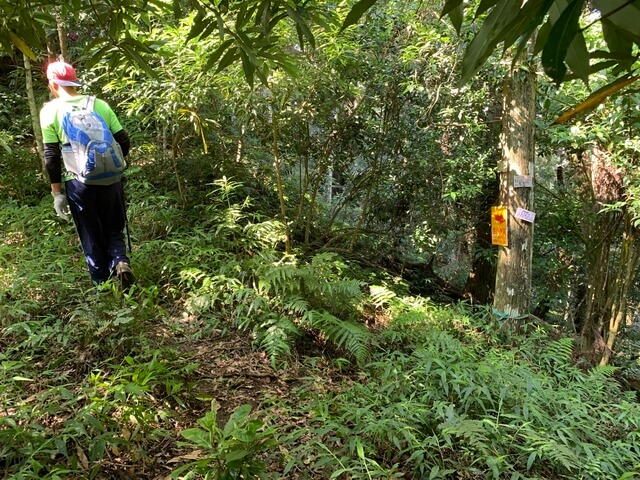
xmin=120 ymin=178 xmax=132 ymax=254
xmin=124 ymin=214 xmax=132 ymax=254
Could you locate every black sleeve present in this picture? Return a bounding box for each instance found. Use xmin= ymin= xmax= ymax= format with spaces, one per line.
xmin=113 ymin=129 xmax=131 ymax=157
xmin=44 ymin=143 xmax=62 ymax=184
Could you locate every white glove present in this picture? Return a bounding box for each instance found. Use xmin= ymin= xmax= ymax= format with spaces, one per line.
xmin=53 ymin=193 xmax=71 ymax=221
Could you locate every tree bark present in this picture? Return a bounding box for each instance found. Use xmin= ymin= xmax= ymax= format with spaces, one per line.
xmin=465 ymin=179 xmax=499 ymax=304
xmin=599 ymin=217 xmax=640 ymax=366
xmin=578 ymin=146 xmax=623 ymax=355
xmin=493 ymin=66 xmax=536 ymax=319
xmin=56 ymin=13 xmax=69 ymax=61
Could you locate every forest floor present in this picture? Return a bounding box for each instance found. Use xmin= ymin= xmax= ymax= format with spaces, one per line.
xmin=103 ymin=312 xmax=350 ymax=479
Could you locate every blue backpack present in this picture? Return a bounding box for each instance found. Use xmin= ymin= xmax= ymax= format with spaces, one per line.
xmin=61 ymin=96 xmax=125 ymax=185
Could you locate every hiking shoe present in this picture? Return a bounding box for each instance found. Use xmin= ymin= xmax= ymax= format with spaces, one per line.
xmin=115 ymin=261 xmax=135 ymax=290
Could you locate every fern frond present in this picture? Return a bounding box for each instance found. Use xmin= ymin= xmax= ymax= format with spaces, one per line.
xmin=438 ymin=418 xmax=491 ymax=455
xmin=243 ymin=220 xmax=287 ymax=249
xmin=541 ymin=337 xmax=574 ymax=366
xmin=231 ymin=288 xmax=269 ymax=324
xmin=540 ymin=440 xmax=580 ymax=471
xmin=259 ymin=315 xmax=299 ymax=368
xmin=261 ymin=262 xmax=301 ymax=295
xmin=303 ymin=310 xmax=373 ymax=366
xmin=282 ymin=296 xmax=310 ymax=316
xmin=591 ymin=364 xmax=617 ymax=378
xmin=369 ymin=285 xmax=397 ymax=308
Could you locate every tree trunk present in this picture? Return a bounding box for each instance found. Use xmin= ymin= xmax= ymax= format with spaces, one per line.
xmin=493 ymin=66 xmax=536 ymax=319
xmin=23 ymin=54 xmax=44 ymax=165
xmin=272 ymin=110 xmax=291 ymax=253
xmin=465 ymin=97 xmax=501 ymax=305
xmin=465 ymin=180 xmax=499 ymax=304
xmin=56 ymin=13 xmax=68 ymax=61
xmin=578 ymin=146 xmax=623 ymax=356
xmin=599 ymin=216 xmax=640 ymax=366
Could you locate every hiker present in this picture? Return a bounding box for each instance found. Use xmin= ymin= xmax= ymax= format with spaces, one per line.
xmin=40 ymin=60 xmax=135 ymax=289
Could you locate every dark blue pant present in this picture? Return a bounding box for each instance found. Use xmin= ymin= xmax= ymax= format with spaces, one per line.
xmin=65 ymin=179 xmax=129 ymax=283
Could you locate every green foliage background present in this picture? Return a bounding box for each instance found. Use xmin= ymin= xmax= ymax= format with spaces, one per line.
xmin=1 ymin=0 xmax=640 ymax=478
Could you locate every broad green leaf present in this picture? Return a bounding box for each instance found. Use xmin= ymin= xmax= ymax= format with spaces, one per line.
xmin=564 ymin=31 xmax=589 ymax=84
xmin=552 ymin=74 xmax=640 ymax=124
xmin=86 ymin=45 xmax=114 ymax=69
xmin=240 ymin=50 xmax=256 ymax=88
xmin=533 ymin=19 xmax=551 ymax=55
xmin=601 ymin=18 xmax=634 ymax=70
xmin=448 ymin=3 xmax=464 ymax=33
xmin=223 ymin=404 xmax=252 ymax=435
xmin=564 ymin=59 xmax=617 ymax=80
xmin=502 ymin=0 xmax=555 ymax=50
xmin=200 ymin=19 xmax=220 ymax=42
xmin=121 ymin=37 xmax=155 ymax=55
xmin=475 ymin=0 xmax=500 ymax=19
xmin=541 ymin=0 xmax=585 ymax=84
xmin=440 ymin=0 xmax=463 ymax=17
xmin=9 ymin=31 xmax=36 ymax=60
xmin=269 ymin=12 xmax=289 ymax=31
xmin=592 ymin=0 xmax=640 ymax=41
xmin=255 ymin=62 xmax=268 ymax=85
xmin=256 ymin=0 xmax=270 ymax=33
xmin=217 ymin=11 xmax=226 ymax=40
xmin=172 ymin=0 xmax=181 ymax=19
xmin=186 ymin=11 xmax=208 ymax=42
xmin=504 ymin=0 xmax=556 ymax=67
xmin=180 ymin=428 xmax=212 ymax=448
xmin=225 ymin=449 xmax=250 ymax=462
xmin=216 ymin=46 xmax=240 ymax=73
xmin=272 ymin=54 xmax=298 ymax=78
xmin=440 ymin=0 xmax=464 ymax=33
xmin=339 ymin=0 xmax=377 ymax=33
xmin=460 ymin=1 xmax=521 ymax=84
xmin=123 ymin=381 xmax=145 ymax=395
xmin=205 ymin=38 xmax=235 ymax=71
xmin=285 ymin=4 xmax=315 ymax=49
xmin=295 ymin=24 xmax=306 ymax=50
xmin=236 ymin=32 xmax=260 ymax=67
xmin=120 ymin=44 xmax=158 ymax=78
xmin=83 ymin=414 xmax=105 ymax=432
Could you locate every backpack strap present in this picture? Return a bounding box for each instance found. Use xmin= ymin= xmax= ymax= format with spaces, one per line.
xmin=85 ymin=95 xmax=96 ymax=111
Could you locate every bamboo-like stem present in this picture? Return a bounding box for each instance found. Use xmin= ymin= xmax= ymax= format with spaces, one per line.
xmin=272 ymin=110 xmax=291 ymax=253
xmin=170 ymin=125 xmax=186 ymax=207
xmin=23 ymin=54 xmax=45 ymax=167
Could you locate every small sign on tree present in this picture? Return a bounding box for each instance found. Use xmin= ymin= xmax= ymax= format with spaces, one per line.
xmin=491 ymin=206 xmax=508 ymax=246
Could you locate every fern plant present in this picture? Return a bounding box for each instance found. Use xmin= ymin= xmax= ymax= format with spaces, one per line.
xmin=279 ymin=307 xmax=640 ymax=480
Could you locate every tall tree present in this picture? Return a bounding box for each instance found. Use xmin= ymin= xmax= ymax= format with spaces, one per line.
xmin=493 ymin=62 xmax=536 ymax=318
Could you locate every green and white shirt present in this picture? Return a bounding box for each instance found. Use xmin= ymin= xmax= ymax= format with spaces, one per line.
xmin=40 ymin=95 xmax=123 ymax=144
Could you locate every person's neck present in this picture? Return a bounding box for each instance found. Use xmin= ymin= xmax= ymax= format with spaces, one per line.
xmin=57 ymin=87 xmax=81 ymax=99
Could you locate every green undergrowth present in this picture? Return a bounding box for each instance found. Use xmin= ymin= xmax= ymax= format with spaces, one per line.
xmin=276 ymin=304 xmax=640 ymax=479
xmin=1 ymin=175 xmax=640 ymax=479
